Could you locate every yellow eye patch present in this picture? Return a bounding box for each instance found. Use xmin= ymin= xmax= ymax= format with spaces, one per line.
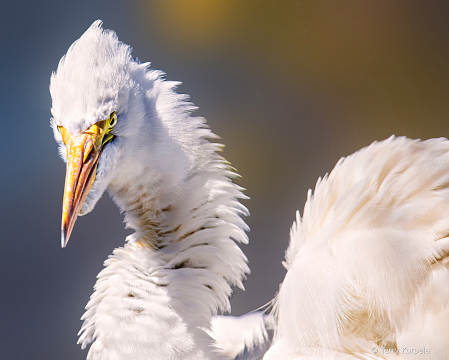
xmin=57 ymin=111 xmax=117 ymax=149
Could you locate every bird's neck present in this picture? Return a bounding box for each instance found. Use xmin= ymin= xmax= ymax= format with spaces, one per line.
xmin=79 ymin=155 xmax=248 ymax=360
xmin=110 ymin=164 xmax=183 ymax=248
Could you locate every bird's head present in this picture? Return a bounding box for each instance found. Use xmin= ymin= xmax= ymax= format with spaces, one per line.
xmin=51 ymin=21 xmax=189 ymax=247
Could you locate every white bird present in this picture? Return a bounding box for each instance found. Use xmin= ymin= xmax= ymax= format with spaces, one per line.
xmin=51 ymin=21 xmax=252 ymax=360
xmin=51 ymin=21 xmax=449 ymax=360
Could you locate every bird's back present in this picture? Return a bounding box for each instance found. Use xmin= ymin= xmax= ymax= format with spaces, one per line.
xmin=269 ymin=136 xmax=449 ymax=359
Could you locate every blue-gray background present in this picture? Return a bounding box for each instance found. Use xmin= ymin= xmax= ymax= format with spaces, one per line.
xmin=1 ymin=1 xmax=449 ymax=359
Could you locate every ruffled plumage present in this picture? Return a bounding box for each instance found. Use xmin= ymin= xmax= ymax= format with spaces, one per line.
xmin=268 ymin=136 xmax=449 ymax=359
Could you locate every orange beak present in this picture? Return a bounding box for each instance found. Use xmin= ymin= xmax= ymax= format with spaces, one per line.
xmin=59 ymin=121 xmax=109 ymax=247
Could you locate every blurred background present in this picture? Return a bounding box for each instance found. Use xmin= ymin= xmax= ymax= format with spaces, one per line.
xmin=1 ymin=0 xmax=449 ymax=358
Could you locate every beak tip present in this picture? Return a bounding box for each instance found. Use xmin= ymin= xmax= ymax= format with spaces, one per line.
xmin=61 ymin=232 xmax=68 ymax=248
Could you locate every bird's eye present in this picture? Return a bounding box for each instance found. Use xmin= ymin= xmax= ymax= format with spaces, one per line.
xmin=109 ymin=112 xmax=117 ymax=129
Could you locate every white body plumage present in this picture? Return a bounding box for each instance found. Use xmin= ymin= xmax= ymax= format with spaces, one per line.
xmin=266 ymin=137 xmax=449 ymax=359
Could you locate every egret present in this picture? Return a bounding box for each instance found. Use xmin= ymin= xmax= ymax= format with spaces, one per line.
xmin=51 ymin=20 xmax=253 ymax=360
xmin=52 ymin=21 xmax=449 ymax=360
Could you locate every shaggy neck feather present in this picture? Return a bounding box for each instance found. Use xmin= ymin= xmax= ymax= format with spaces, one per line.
xmin=78 ymin=149 xmax=249 ymax=360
